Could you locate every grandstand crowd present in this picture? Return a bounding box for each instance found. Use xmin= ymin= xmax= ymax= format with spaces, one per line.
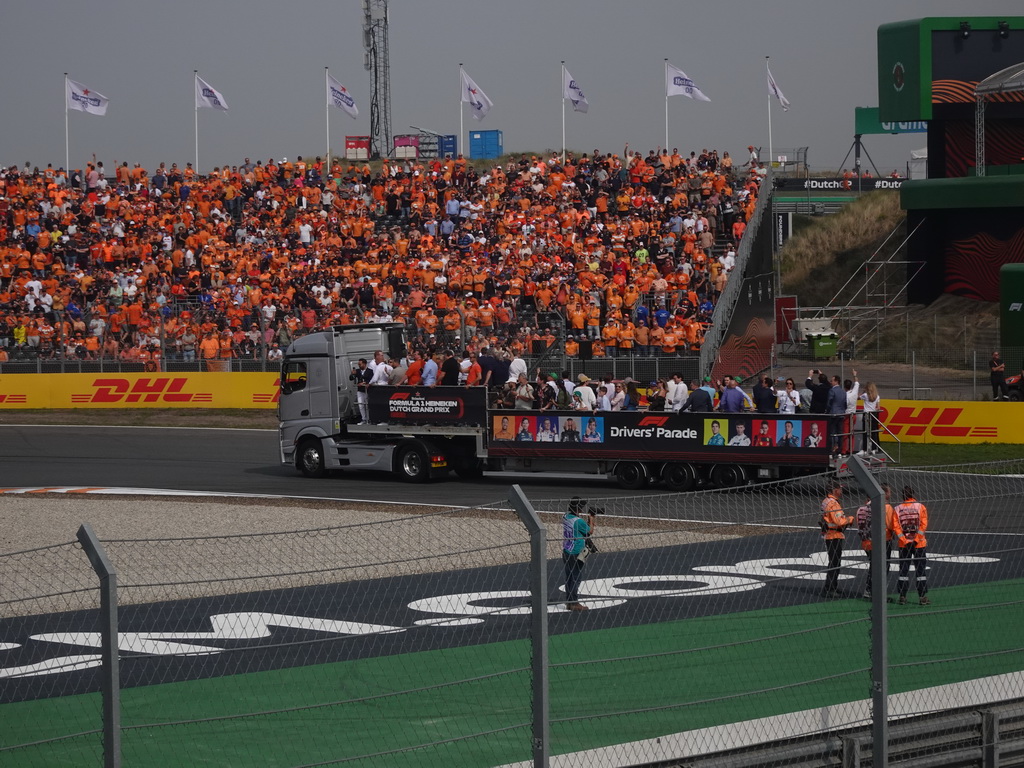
xmin=0 ymin=144 xmax=765 ymax=368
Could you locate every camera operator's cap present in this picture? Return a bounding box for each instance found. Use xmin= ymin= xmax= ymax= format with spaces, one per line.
xmin=569 ymin=496 xmax=587 ymax=512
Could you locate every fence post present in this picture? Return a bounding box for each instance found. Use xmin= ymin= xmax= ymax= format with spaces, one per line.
xmin=848 ymin=458 xmax=887 ymax=768
xmin=508 ymin=484 xmax=549 ymax=768
xmin=911 ymin=350 xmax=916 ymax=400
xmin=973 ymin=350 xmax=977 ymax=402
xmin=77 ymin=523 xmax=121 ymax=768
xmin=981 ymin=709 xmax=998 ymax=768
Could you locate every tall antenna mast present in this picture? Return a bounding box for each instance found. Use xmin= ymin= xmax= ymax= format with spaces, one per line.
xmin=363 ymin=0 xmax=392 ymax=159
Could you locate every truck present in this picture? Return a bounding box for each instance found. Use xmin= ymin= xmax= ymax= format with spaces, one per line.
xmin=278 ymin=324 xmax=841 ymax=490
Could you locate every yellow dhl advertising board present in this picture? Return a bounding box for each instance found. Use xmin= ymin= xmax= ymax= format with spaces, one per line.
xmin=0 ymin=373 xmax=280 ymax=409
xmin=881 ymin=399 xmax=1024 ymax=444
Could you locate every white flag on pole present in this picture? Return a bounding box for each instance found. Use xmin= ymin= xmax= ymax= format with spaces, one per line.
xmin=562 ymin=67 xmax=589 ymax=113
xmin=327 ymin=73 xmax=359 ymax=118
xmin=66 ymin=79 xmax=109 ymax=116
xmin=767 ymin=65 xmax=790 ymax=111
xmin=460 ymin=69 xmax=493 ymax=121
xmin=195 ymin=75 xmax=229 ymax=111
xmin=665 ymin=62 xmax=711 ymax=102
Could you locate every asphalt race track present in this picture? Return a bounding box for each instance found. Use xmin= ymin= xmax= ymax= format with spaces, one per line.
xmin=0 ymin=424 xmax=644 ymax=505
xmin=2 ymin=425 xmax=1024 ymax=530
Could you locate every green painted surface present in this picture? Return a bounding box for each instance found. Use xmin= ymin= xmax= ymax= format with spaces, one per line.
xmin=877 ymin=17 xmax=1024 ymax=122
xmin=3 ymin=579 xmax=1022 ymax=767
xmin=901 ymin=176 xmax=1024 ymax=210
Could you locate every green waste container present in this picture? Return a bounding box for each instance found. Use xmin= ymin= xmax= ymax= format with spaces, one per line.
xmin=808 ymin=333 xmax=838 ymax=360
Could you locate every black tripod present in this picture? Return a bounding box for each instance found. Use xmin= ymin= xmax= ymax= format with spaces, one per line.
xmin=835 ymin=134 xmax=883 ymax=192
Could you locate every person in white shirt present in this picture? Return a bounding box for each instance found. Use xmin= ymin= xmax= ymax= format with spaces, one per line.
xmin=844 ymin=370 xmax=861 ymax=452
xmin=860 ymin=380 xmax=882 ymax=454
xmin=574 ymin=375 xmax=597 ymax=410
xmin=775 ymin=378 xmax=801 ymax=415
xmin=369 ymin=358 xmax=393 ymax=386
xmin=666 ymin=373 xmax=688 ymax=412
xmin=507 ymin=353 xmax=527 ymax=384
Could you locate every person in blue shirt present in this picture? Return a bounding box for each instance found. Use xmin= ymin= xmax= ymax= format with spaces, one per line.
xmin=717 ymin=377 xmax=752 ymax=413
xmin=421 ymin=350 xmax=438 ymax=386
xmin=562 ymin=497 xmax=596 ymax=612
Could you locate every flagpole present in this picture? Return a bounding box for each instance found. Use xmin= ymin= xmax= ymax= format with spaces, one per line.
xmin=561 ymin=62 xmax=567 ymax=165
xmin=664 ymin=59 xmax=669 ymax=150
xmin=766 ymin=57 xmax=773 ymax=175
xmin=194 ymin=70 xmax=200 ymax=174
xmin=325 ymin=67 xmax=331 ymax=171
xmin=459 ymin=63 xmax=464 ymax=159
xmin=64 ymin=73 xmax=70 ymax=179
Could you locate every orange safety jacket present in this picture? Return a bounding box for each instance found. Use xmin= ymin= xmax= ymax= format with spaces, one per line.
xmin=820 ymin=494 xmax=854 ymax=541
xmin=895 ymin=499 xmax=928 ymax=548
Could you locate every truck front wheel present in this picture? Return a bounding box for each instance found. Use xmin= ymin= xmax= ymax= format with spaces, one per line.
xmin=397 ymin=445 xmax=430 ymax=483
xmin=297 ymin=438 xmax=327 ymax=478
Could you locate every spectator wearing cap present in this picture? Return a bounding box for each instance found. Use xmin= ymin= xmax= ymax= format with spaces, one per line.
xmin=575 ymin=374 xmax=597 ymax=410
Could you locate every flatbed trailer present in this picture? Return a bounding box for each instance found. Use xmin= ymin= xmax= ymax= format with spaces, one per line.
xmin=278 ymin=325 xmax=842 ymax=490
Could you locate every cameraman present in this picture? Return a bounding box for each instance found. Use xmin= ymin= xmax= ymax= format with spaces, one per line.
xmin=562 ymin=497 xmax=596 ymax=612
xmin=819 ymin=481 xmax=854 ymax=599
xmin=350 ymin=358 xmax=372 ymax=424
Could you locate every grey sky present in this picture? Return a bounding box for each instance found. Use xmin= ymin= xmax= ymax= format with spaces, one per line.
xmin=3 ymin=0 xmax=1020 ymax=174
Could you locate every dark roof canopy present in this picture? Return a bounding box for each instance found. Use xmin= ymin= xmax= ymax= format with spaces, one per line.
xmin=976 ymin=61 xmax=1024 ymax=96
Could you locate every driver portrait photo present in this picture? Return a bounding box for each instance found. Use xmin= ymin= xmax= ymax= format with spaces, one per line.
xmin=493 ymin=415 xmax=515 ymax=440
xmin=804 ymin=421 xmax=824 ymax=448
xmin=536 ymin=417 xmax=559 ymax=442
xmin=727 ymin=420 xmax=751 ymax=446
xmin=706 ymin=419 xmax=725 ymax=446
xmin=777 ymin=420 xmax=801 ymax=448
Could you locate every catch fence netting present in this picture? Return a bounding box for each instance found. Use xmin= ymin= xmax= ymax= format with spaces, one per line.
xmin=0 ymin=539 xmax=105 ymax=767
xmin=514 ymin=458 xmax=1024 ymax=767
xmin=2 ymin=460 xmax=1023 ymax=767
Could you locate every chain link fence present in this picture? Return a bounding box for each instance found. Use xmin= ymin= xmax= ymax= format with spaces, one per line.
xmin=775 ymin=347 xmax=1024 ymax=403
xmin=2 ymin=463 xmax=1023 ymax=766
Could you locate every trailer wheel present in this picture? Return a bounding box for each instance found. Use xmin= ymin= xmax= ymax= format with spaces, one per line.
xmin=615 ymin=462 xmax=648 ymax=490
xmin=662 ymin=462 xmax=697 ymax=493
xmin=297 ymin=438 xmax=327 ymax=478
xmin=710 ymin=463 xmax=747 ymax=489
xmin=397 ymin=445 xmax=430 ymax=483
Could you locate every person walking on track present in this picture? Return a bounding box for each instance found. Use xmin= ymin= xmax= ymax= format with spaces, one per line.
xmin=855 ymin=483 xmax=902 ymax=599
xmin=895 ymin=485 xmax=931 ymax=605
xmin=820 ymin=481 xmax=854 ymax=599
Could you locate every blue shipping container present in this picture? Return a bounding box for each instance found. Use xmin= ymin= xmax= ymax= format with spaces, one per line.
xmin=438 ymin=134 xmax=458 ymax=157
xmin=469 ymin=130 xmax=503 ymax=160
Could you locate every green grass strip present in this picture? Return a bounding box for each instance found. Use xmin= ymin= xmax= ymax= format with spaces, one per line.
xmin=3 ymin=579 xmax=1021 ymax=767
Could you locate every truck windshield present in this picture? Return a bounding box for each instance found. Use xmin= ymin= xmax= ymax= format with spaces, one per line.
xmin=281 ymin=361 xmax=307 ymax=394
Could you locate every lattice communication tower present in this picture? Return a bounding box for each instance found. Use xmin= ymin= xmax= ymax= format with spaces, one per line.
xmin=362 ymin=0 xmax=392 ymax=159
